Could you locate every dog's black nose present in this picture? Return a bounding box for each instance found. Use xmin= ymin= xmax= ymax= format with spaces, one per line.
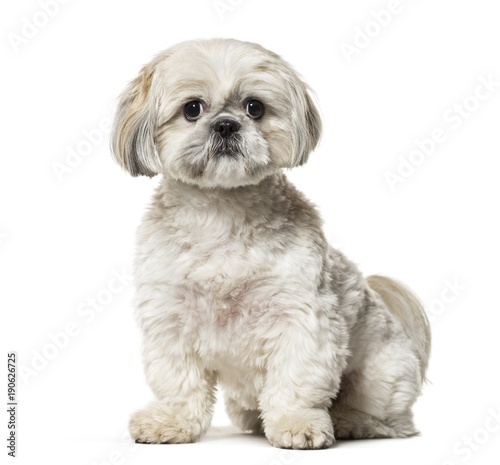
xmin=212 ymin=119 xmax=241 ymax=139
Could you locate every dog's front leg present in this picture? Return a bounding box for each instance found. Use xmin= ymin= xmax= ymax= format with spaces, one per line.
xmin=129 ymin=308 xmax=216 ymax=444
xmin=259 ymin=321 xmax=345 ymax=449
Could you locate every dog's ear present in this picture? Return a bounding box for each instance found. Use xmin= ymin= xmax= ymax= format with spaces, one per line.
xmin=111 ymin=62 xmax=162 ymax=177
xmin=292 ymin=83 xmax=322 ymax=166
xmin=270 ymin=50 xmax=323 ymax=168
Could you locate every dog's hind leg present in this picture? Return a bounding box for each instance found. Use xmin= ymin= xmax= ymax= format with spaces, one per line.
xmin=329 ymin=340 xmax=422 ymax=439
xmin=330 ymin=354 xmax=419 ymax=439
xmin=330 ymin=404 xmax=405 ymax=439
xmin=329 ymin=276 xmax=430 ymax=440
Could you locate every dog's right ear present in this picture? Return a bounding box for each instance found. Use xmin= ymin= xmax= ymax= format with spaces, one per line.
xmin=111 ymin=62 xmax=162 ymax=177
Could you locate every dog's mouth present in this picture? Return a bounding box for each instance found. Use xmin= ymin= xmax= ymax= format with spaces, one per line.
xmin=207 ymin=133 xmax=244 ymax=160
xmin=214 ymin=149 xmax=241 ymax=158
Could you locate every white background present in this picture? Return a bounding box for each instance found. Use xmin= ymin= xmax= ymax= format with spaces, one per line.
xmin=1 ymin=0 xmax=500 ymax=464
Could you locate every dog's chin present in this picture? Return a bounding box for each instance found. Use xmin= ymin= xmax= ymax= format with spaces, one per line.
xmin=170 ymin=152 xmax=274 ymax=190
xmin=210 ymin=149 xmax=242 ymax=160
xmin=201 ymin=154 xmax=266 ymax=189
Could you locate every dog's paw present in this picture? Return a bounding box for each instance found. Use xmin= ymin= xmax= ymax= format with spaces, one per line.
xmin=129 ymin=402 xmax=206 ymax=444
xmin=265 ymin=409 xmax=334 ymax=449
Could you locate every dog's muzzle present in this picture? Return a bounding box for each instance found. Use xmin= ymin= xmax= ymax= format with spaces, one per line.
xmin=208 ymin=118 xmax=243 ymax=159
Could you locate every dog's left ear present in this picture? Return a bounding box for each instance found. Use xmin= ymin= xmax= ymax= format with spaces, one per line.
xmin=111 ymin=61 xmax=162 ymax=177
xmin=286 ymin=74 xmax=322 ymax=167
xmin=297 ymin=88 xmax=322 ymax=166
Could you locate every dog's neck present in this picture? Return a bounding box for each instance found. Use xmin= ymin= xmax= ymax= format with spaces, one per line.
xmin=159 ymin=172 xmax=284 ymax=207
xmin=154 ymin=172 xmax=293 ymax=228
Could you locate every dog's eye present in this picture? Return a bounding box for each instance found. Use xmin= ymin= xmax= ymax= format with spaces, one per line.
xmin=184 ymin=100 xmax=204 ymax=121
xmin=246 ymin=100 xmax=264 ymax=119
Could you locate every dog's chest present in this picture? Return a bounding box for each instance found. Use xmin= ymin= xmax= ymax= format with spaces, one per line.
xmin=179 ymin=235 xmax=274 ymax=317
xmin=185 ymin=236 xmax=266 ymax=292
xmin=159 ymin=213 xmax=288 ymax=346
xmin=163 ymin=206 xmax=282 ymax=296
xmin=138 ymin=191 xmax=305 ymax=362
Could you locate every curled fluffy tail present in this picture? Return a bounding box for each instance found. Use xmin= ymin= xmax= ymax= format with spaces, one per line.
xmin=367 ymin=275 xmax=431 ymax=382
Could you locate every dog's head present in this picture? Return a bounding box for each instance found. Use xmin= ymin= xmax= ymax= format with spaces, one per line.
xmin=111 ymin=39 xmax=322 ymax=188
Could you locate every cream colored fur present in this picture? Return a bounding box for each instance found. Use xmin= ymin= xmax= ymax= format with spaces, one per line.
xmin=367 ymin=275 xmax=431 ymax=380
xmin=111 ymin=39 xmax=431 ymax=449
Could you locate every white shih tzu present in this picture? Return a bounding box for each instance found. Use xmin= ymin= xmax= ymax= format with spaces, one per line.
xmin=111 ymin=38 xmax=431 ymax=449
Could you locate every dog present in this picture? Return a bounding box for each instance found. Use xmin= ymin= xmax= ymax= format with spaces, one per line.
xmin=111 ymin=38 xmax=431 ymax=449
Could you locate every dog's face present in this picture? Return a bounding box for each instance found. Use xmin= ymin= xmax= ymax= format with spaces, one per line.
xmin=111 ymin=39 xmax=322 ymax=188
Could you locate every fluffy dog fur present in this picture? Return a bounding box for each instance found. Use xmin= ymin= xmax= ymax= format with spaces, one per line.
xmin=111 ymin=38 xmax=431 ymax=449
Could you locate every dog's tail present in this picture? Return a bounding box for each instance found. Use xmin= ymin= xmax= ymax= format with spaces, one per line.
xmin=366 ymin=275 xmax=431 ymax=383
